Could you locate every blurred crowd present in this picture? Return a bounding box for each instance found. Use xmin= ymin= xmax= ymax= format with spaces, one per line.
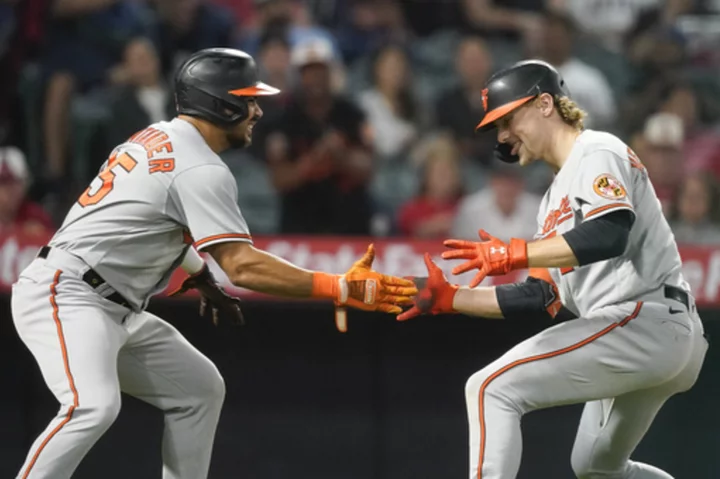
xmin=1 ymin=0 xmax=720 ymax=244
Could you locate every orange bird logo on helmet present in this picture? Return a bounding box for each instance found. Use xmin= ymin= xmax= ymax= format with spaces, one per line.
xmin=481 ymin=88 xmax=489 ymax=112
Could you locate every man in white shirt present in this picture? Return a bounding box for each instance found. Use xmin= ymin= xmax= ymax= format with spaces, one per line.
xmin=451 ymin=164 xmax=539 ymax=241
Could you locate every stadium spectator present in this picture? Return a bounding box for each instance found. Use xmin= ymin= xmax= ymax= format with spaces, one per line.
xmin=239 ymin=0 xmax=338 ymax=59
xmin=207 ymin=0 xmax=254 ymax=26
xmin=461 ymin=0 xmax=546 ymax=42
xmin=357 ymin=43 xmax=421 ymax=162
xmin=657 ymin=82 xmax=720 ymax=181
xmin=530 ymin=10 xmax=616 ymax=130
xmin=685 ymin=123 xmax=720 ymax=180
xmin=552 ymin=0 xmax=693 ymax=52
xmin=398 ymin=0 xmax=462 ymax=37
xmin=103 ymin=38 xmax=174 ymax=151
xmin=450 ymin=163 xmax=539 ymax=242
xmin=635 ymin=113 xmax=685 ymax=217
xmin=669 ymin=172 xmax=720 ymax=245
xmin=40 ymin=0 xmax=150 ymax=197
xmin=264 ymin=38 xmax=374 ymax=235
xmin=397 ymin=134 xmax=463 ymax=238
xmin=0 ymin=146 xmax=53 ymax=234
xmin=247 ymin=32 xmax=293 ymax=159
xmin=434 ymin=36 xmax=496 ymax=166
xmin=333 ymin=0 xmax=410 ymax=65
xmin=149 ymin=0 xmax=235 ymax=79
xmin=256 ymin=32 xmax=293 ymax=112
xmin=626 ymin=21 xmax=687 ymax=79
xmin=0 ymin=0 xmax=50 ymax=147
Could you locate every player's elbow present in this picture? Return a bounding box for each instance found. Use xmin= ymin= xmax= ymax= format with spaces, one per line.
xmin=203 ymin=241 xmax=261 ymax=288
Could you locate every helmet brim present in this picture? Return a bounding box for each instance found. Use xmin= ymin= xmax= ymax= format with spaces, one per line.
xmin=475 ymin=95 xmax=534 ymax=132
xmin=228 ymin=81 xmax=281 ymax=96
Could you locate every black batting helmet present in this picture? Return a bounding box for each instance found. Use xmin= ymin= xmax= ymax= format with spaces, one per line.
xmin=174 ymin=48 xmax=280 ymax=127
xmin=474 ymin=59 xmax=570 ymax=132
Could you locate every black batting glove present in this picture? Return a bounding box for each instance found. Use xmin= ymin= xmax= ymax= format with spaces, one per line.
xmin=169 ymin=264 xmax=245 ymax=326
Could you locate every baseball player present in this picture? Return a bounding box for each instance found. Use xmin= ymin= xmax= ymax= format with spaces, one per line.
xmin=11 ymin=48 xmax=416 ymax=479
xmin=398 ymin=60 xmax=708 ymax=479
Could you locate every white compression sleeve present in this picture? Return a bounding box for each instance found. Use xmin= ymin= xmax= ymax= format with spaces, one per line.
xmin=181 ymin=247 xmax=205 ymax=275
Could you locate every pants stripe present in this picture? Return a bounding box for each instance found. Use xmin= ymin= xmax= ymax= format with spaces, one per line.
xmin=21 ymin=270 xmax=80 ymax=479
xmin=476 ymin=302 xmax=643 ymax=479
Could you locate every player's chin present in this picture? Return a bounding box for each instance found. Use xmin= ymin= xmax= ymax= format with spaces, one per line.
xmin=227 ymin=129 xmax=252 ymax=148
xmin=518 ymin=155 xmax=535 ymax=166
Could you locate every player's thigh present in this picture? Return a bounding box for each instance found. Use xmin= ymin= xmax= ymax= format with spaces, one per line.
xmin=465 ymin=302 xmax=692 ymax=412
xmin=12 ymin=270 xmax=127 ymax=405
xmin=570 ymin=384 xmax=674 ymax=474
xmin=117 ymin=312 xmax=225 ymax=408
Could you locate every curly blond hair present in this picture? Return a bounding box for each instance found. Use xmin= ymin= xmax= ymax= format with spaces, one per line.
xmin=554 ymin=96 xmax=587 ymax=131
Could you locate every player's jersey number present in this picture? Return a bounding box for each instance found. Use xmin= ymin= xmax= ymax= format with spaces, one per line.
xmin=78 ymin=152 xmax=138 ymax=207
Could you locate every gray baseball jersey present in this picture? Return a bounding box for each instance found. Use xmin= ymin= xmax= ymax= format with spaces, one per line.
xmin=535 ymin=129 xmax=689 ymax=317
xmin=464 ymin=129 xmax=707 ymax=479
xmin=50 ymin=118 xmax=252 ymax=310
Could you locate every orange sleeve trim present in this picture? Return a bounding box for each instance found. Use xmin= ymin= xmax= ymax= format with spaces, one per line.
xmin=585 ymin=203 xmax=632 ymax=219
xmin=21 ymin=270 xmax=80 ymax=479
xmin=475 ymin=302 xmax=643 ymax=479
xmin=194 ymin=233 xmax=252 ymax=249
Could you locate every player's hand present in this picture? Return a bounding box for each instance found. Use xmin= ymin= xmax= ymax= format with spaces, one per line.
xmin=441 ymin=230 xmax=528 ymax=288
xmin=397 ymin=253 xmax=459 ymax=321
xmin=312 ymin=244 xmax=417 ymax=332
xmin=336 ymin=244 xmax=417 ymax=314
xmin=168 ymin=264 xmax=245 ymax=326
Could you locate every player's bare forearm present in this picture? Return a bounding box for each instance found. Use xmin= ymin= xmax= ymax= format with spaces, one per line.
xmin=526 ymin=234 xmax=579 ymax=269
xmin=453 ymin=286 xmax=505 ymax=319
xmin=206 ymin=242 xmax=315 ymax=297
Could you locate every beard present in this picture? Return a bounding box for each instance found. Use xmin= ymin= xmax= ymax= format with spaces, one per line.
xmin=226 ymin=132 xmax=251 ymax=149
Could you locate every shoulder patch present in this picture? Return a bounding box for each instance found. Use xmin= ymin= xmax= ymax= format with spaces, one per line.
xmin=593 ymin=174 xmax=627 ymax=200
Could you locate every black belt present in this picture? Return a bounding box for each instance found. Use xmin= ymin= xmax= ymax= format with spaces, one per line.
xmin=38 ymin=246 xmax=131 ymax=309
xmin=664 ymin=284 xmax=691 ymax=311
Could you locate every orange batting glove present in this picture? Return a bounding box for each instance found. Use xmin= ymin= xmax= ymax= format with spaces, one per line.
xmin=397 ymin=253 xmax=459 ymax=321
xmin=441 ymin=229 xmax=528 ymax=288
xmin=311 ymin=244 xmax=418 ymax=331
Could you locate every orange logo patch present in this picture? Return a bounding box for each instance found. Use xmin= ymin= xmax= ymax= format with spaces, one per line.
xmin=481 ymin=88 xmax=489 ymax=112
xmin=593 ymin=174 xmax=627 ymax=200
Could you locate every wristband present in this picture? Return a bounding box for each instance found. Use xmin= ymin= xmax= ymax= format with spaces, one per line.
xmin=181 ymin=247 xmax=205 ymax=275
xmin=311 ymin=272 xmax=345 ymax=302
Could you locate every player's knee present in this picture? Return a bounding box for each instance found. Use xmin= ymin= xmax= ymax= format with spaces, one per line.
xmin=466 ymin=368 xmax=523 ymax=410
xmin=465 ymin=369 xmax=488 ymax=404
xmin=570 ymin=450 xmax=619 ymax=479
xmin=191 ymin=365 xmax=226 ymax=410
xmin=80 ymin=394 xmax=122 ymax=433
xmin=571 ymin=449 xmax=592 ymax=478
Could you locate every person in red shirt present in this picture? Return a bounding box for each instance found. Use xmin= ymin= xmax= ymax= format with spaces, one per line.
xmin=397 ymin=135 xmax=464 ymax=238
xmin=0 ymin=146 xmax=54 ymax=234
